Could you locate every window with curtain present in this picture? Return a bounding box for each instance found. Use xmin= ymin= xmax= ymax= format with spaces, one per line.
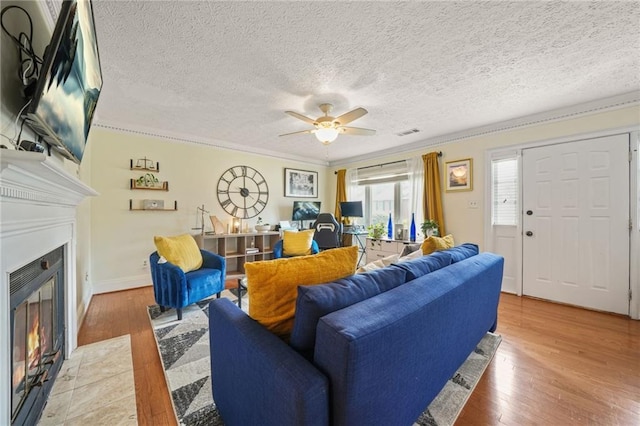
xmin=349 ymin=161 xmax=412 ymax=227
xmin=491 ymin=157 xmax=518 ymax=226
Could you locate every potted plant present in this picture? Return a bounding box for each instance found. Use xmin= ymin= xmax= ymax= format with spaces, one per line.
xmin=255 ymin=217 xmax=270 ymax=232
xmin=367 ymin=222 xmax=386 ymax=239
xmin=420 ymin=220 xmax=439 ymax=237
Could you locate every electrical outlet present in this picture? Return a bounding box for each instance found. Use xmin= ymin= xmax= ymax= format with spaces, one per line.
xmin=85 ymin=272 xmax=89 ymax=282
xmin=142 ymin=259 xmax=148 ymax=268
xmin=468 ymin=200 xmax=479 ymax=209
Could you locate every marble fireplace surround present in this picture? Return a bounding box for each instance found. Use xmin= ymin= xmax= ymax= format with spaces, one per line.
xmin=0 ymin=150 xmax=97 ymax=424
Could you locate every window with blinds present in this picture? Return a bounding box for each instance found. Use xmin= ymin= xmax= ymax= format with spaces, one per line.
xmin=491 ymin=157 xmax=518 ymax=226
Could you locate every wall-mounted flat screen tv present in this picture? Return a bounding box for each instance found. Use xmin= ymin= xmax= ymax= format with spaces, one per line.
xmin=292 ymin=201 xmax=321 ymax=221
xmin=23 ymin=0 xmax=102 ymax=164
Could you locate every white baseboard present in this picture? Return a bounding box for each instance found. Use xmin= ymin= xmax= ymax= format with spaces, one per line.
xmin=94 ymin=274 xmax=151 ymax=294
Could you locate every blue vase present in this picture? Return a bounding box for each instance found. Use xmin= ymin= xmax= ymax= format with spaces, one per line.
xmin=387 ymin=213 xmax=393 ymax=239
xmin=409 ymin=213 xmax=416 ymax=242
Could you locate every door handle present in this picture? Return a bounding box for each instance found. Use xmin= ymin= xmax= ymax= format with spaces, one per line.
xmin=526 ymin=210 xmax=533 ymax=216
xmin=525 ymin=231 xmax=533 ymax=237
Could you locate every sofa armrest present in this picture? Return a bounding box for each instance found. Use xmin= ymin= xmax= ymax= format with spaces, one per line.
xmin=200 ymin=249 xmax=226 ymax=278
xmin=149 ymin=251 xmax=188 ymax=306
xmin=208 ymin=298 xmax=329 ymax=426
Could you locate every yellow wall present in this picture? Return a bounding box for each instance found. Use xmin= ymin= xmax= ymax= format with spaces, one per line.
xmin=87 ymin=128 xmax=327 ymax=293
xmin=329 ymin=105 xmax=640 ymax=249
xmin=86 ymin=106 xmax=639 ymax=294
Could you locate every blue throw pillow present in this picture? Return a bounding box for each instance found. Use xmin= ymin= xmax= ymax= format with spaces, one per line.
xmin=290 ymin=266 xmax=408 ymax=356
xmin=391 ymin=251 xmax=452 ymax=282
xmin=445 ymin=243 xmax=479 ymax=263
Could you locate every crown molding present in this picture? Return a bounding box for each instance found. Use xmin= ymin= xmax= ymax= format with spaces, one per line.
xmin=330 ymin=91 xmax=640 ymax=167
xmin=92 ymin=121 xmax=330 ymax=166
xmin=39 ymin=0 xmax=62 ymax=30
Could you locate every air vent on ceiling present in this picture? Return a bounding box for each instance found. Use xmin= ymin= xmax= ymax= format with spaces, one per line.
xmin=395 ymin=128 xmax=420 ymax=137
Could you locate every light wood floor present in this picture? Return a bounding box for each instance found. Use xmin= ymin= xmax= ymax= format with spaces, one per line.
xmin=77 ymin=286 xmax=640 ymax=425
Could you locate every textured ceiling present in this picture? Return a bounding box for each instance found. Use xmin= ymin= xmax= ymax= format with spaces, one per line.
xmin=88 ymin=1 xmax=640 ymax=165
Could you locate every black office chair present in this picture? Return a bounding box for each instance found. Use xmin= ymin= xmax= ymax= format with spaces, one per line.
xmin=312 ymin=213 xmax=342 ymax=250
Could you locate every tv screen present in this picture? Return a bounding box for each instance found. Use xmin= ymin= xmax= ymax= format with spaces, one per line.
xmin=340 ymin=201 xmax=363 ymax=218
xmin=292 ymin=201 xmax=321 ymax=221
xmin=23 ymin=0 xmax=102 ymax=164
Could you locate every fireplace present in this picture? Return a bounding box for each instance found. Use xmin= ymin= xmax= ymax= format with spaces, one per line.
xmin=1 ymin=150 xmax=98 ymax=424
xmin=10 ymin=247 xmax=65 ymax=425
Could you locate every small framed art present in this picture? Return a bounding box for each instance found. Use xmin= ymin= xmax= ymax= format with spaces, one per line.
xmin=284 ymin=168 xmax=318 ymax=198
xmin=445 ymin=158 xmax=473 ymax=192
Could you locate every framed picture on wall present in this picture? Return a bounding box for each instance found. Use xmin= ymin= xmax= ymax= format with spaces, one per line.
xmin=284 ymin=168 xmax=318 ymax=198
xmin=445 ymin=158 xmax=473 ymax=192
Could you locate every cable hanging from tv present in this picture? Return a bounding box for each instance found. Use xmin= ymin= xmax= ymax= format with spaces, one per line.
xmin=1 ymin=5 xmax=43 ymax=87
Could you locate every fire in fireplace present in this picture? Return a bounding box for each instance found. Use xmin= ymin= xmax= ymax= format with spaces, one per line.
xmin=10 ymin=247 xmax=65 ymax=425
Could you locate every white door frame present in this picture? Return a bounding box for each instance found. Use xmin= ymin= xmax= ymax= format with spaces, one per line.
xmin=484 ymin=126 xmax=639 ymax=319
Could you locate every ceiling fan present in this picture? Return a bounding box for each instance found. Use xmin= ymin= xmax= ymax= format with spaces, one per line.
xmin=280 ymin=103 xmax=376 ymax=145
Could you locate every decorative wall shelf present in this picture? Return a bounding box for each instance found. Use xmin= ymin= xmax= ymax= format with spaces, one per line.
xmin=130 ymin=158 xmax=159 ymax=172
xmin=130 ymin=179 xmax=169 ymax=191
xmin=129 ymin=199 xmax=177 ymax=211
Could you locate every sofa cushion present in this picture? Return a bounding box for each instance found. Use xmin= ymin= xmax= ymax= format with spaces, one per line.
xmin=283 ymin=229 xmax=315 ymax=256
xmin=290 ymin=266 xmax=408 ymax=356
xmin=446 ymin=243 xmax=480 ymax=263
xmin=245 ymin=245 xmax=358 ymax=338
xmin=391 ymin=250 xmax=452 ymax=282
xmin=399 ymin=243 xmax=422 ymax=257
xmin=421 ymin=234 xmax=455 ymax=255
xmin=153 ymin=234 xmax=203 ymax=272
xmin=356 ymin=253 xmax=399 ymax=273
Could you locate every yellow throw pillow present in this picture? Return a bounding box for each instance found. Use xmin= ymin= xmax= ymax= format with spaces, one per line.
xmin=421 ymin=234 xmax=455 ymax=255
xmin=282 ymin=229 xmax=315 ymax=256
xmin=245 ymin=245 xmax=358 ymax=337
xmin=153 ymin=234 xmax=203 ymax=272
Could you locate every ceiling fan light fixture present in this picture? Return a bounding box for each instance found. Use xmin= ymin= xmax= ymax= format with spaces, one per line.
xmin=315 ymin=127 xmax=339 ymax=144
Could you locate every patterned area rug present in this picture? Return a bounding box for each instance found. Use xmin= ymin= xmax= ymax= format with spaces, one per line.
xmin=147 ymin=290 xmax=501 ymax=426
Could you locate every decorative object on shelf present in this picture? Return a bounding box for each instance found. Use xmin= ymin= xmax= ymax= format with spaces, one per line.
xmin=284 ymin=168 xmax=318 ymax=198
xmin=409 ymin=213 xmax=417 ymax=242
xmin=130 ymin=157 xmax=159 ymax=171
xmin=420 ymin=219 xmax=439 ymax=237
xmin=217 ymin=165 xmax=269 ymax=218
xmin=129 ymin=200 xmax=177 ymax=211
xmin=367 ymin=222 xmax=386 ymax=239
xmin=233 ymin=217 xmax=242 ymax=234
xmin=387 ymin=213 xmax=393 ymax=239
xmin=255 ymin=217 xmax=270 ymax=232
xmin=209 ymin=215 xmax=225 ymax=234
xmin=192 ymin=205 xmax=209 ymax=235
xmin=131 ymin=173 xmax=168 ymax=190
xmin=143 ymin=199 xmax=164 ymax=210
xmin=445 ymin=158 xmax=473 ymax=192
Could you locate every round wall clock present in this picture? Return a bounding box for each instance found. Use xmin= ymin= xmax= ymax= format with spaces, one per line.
xmin=217 ymin=165 xmax=269 ymax=219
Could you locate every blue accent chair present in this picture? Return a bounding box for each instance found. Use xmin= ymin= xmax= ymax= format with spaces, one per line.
xmin=150 ymin=249 xmax=226 ymax=320
xmin=273 ymin=239 xmax=320 ymax=259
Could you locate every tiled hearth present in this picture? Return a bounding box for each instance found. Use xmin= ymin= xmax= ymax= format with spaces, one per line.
xmin=38 ymin=335 xmax=137 ymax=425
xmin=1 ymin=150 xmax=97 ymax=424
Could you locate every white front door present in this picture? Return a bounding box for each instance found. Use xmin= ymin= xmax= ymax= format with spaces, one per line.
xmin=522 ymin=134 xmax=630 ymax=314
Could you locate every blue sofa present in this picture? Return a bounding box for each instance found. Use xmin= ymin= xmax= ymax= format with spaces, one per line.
xmin=208 ymin=245 xmax=503 ymax=425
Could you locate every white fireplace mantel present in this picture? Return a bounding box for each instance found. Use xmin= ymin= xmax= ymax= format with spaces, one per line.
xmin=1 ymin=149 xmax=97 ymax=424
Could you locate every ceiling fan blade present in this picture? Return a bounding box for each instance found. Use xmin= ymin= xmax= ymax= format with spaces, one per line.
xmin=279 ymin=129 xmax=314 ymax=137
xmin=340 ymin=126 xmax=376 ymax=136
xmin=335 ymin=107 xmax=368 ymax=125
xmin=285 ymin=111 xmax=316 ymax=125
